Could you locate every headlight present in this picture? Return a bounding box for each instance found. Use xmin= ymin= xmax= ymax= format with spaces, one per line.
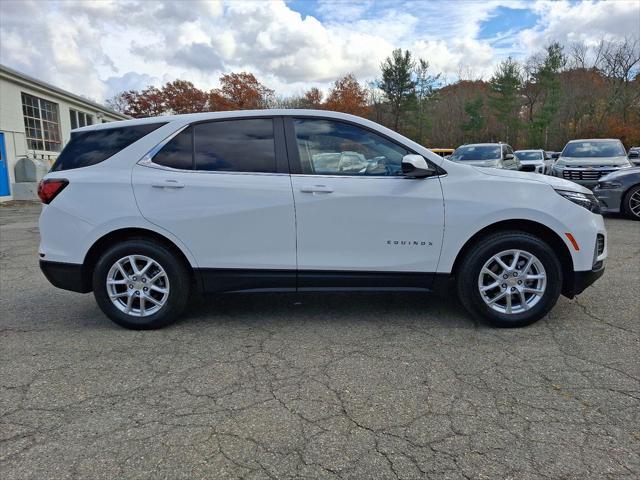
xmin=597 ymin=180 xmax=622 ymax=189
xmin=555 ymin=189 xmax=601 ymax=214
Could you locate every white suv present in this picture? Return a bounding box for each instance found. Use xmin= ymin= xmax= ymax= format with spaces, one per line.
xmin=38 ymin=110 xmax=607 ymax=329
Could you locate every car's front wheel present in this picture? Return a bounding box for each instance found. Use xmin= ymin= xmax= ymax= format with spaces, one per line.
xmin=623 ymin=184 xmax=640 ymax=220
xmin=456 ymin=231 xmax=562 ymax=327
xmin=93 ymin=239 xmax=190 ymax=329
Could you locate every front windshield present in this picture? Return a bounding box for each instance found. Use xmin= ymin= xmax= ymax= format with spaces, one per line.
xmin=515 ymin=151 xmax=542 ymax=161
xmin=562 ymin=141 xmax=626 ymax=158
xmin=450 ymin=145 xmax=500 ymax=161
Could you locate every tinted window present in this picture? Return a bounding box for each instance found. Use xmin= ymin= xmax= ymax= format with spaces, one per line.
xmin=294 ymin=119 xmax=408 ymax=176
xmin=562 ymin=141 xmax=626 ymax=158
xmin=450 ymin=145 xmax=501 ymax=161
xmin=153 ymin=127 xmax=194 ymax=170
xmin=194 ymin=119 xmax=275 ymax=172
xmin=51 ymin=123 xmax=165 ymax=171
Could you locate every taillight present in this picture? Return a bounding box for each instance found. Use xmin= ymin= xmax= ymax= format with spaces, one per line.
xmin=38 ymin=178 xmax=69 ymax=204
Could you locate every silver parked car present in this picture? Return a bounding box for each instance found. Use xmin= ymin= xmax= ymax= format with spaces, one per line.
xmin=449 ymin=143 xmax=521 ymax=170
xmin=551 ymin=139 xmax=632 ymax=188
xmin=593 ymin=167 xmax=640 ymax=220
xmin=628 ymin=147 xmax=640 ymax=166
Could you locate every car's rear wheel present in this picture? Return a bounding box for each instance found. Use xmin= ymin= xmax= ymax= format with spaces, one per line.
xmin=623 ymin=184 xmax=640 ymax=220
xmin=456 ymin=231 xmax=562 ymax=327
xmin=93 ymin=239 xmax=190 ymax=329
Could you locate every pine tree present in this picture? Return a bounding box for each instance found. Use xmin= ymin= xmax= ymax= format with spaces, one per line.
xmin=529 ymin=43 xmax=566 ymax=147
xmin=379 ymin=49 xmax=416 ymax=131
xmin=489 ymin=58 xmax=523 ymax=144
xmin=461 ymin=95 xmax=485 ymax=142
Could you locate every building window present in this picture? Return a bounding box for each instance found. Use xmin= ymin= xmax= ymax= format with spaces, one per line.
xmin=70 ymin=109 xmax=93 ymax=129
xmin=21 ymin=93 xmax=62 ymax=152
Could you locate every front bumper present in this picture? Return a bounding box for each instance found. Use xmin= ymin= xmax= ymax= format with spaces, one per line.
xmin=40 ymin=260 xmax=91 ymax=293
xmin=565 ymin=263 xmax=605 ymax=298
xmin=593 ymin=187 xmax=624 ymax=214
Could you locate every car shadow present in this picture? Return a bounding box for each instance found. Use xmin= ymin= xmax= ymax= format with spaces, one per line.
xmin=177 ymin=291 xmax=477 ymax=330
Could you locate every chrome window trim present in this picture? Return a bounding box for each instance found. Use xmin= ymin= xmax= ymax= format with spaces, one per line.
xmin=291 ymin=173 xmax=446 ymax=180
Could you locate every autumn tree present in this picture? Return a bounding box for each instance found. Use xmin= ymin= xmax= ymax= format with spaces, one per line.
xmin=489 ymin=57 xmax=523 ymax=144
xmin=163 ymin=80 xmax=208 ymax=114
xmin=109 ymin=86 xmax=166 ymax=118
xmin=213 ymin=72 xmax=275 ymax=110
xmin=379 ymin=49 xmax=416 ymax=131
xmin=324 ymin=74 xmax=369 ymax=116
xmin=301 ymin=87 xmax=324 ymax=109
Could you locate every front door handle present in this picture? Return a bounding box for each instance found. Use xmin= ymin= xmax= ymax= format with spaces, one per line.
xmin=151 ymin=179 xmax=185 ymax=189
xmin=299 ymin=185 xmax=334 ymax=194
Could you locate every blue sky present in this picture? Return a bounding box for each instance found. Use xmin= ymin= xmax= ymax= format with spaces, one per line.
xmin=0 ymin=0 xmax=638 ymax=102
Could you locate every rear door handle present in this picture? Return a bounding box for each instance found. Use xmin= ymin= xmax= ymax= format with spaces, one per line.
xmin=151 ymin=179 xmax=185 ymax=189
xmin=299 ymin=185 xmax=334 ymax=194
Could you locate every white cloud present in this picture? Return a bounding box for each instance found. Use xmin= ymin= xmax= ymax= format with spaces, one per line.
xmin=0 ymin=0 xmax=638 ymax=103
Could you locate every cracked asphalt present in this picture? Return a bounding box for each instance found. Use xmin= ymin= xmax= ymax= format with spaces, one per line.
xmin=1 ymin=201 xmax=639 ymax=479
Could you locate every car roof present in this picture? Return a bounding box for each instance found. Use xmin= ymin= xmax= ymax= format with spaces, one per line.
xmin=566 ymin=138 xmax=621 ymax=143
xmin=460 ymin=143 xmax=503 ymax=147
xmin=515 ymin=149 xmax=543 ymax=152
xmin=71 ymin=109 xmax=373 ymax=133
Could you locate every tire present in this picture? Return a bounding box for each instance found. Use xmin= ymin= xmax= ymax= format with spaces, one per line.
xmin=623 ymin=184 xmax=640 ymax=220
xmin=92 ymin=238 xmax=191 ymax=329
xmin=456 ymin=231 xmax=562 ymax=328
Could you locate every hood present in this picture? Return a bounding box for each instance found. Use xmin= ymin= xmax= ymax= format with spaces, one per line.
xmin=454 ymin=159 xmax=500 ymax=167
xmin=474 ymin=166 xmax=591 ymax=193
xmin=556 ymin=155 xmax=629 ymax=167
xmin=519 ymin=159 xmax=544 ymax=165
xmin=599 ymin=166 xmax=640 ymax=181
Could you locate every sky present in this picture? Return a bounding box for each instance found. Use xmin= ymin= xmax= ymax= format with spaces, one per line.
xmin=1 ymin=0 xmax=638 ymax=104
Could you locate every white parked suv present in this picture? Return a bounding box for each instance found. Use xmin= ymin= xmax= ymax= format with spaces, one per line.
xmin=38 ymin=110 xmax=607 ymax=329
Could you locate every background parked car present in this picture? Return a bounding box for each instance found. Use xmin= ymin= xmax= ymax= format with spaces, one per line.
xmin=551 ymin=138 xmax=633 ymax=188
xmin=430 ymin=148 xmax=454 ymax=159
xmin=449 ymin=143 xmax=520 ymax=170
xmin=628 ymin=147 xmax=640 ymax=166
xmin=594 ymin=167 xmax=640 ymax=220
xmin=514 ymin=149 xmax=552 ymax=174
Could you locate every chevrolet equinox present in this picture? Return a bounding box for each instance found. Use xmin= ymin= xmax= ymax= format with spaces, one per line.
xmin=38 ymin=110 xmax=607 ymax=329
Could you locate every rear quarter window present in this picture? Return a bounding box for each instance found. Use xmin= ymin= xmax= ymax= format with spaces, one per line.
xmin=51 ymin=123 xmax=166 ymax=171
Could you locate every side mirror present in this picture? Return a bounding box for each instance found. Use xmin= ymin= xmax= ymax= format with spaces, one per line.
xmin=551 ymin=152 xmax=560 ymax=159
xmin=504 ymin=153 xmax=514 ymax=160
xmin=402 ymin=154 xmax=435 ymax=178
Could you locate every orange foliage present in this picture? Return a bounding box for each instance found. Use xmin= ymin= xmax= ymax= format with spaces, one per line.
xmin=324 ymin=74 xmax=370 ymax=117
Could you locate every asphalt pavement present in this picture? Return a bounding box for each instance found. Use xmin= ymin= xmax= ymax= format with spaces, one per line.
xmin=1 ymin=201 xmax=638 ymax=479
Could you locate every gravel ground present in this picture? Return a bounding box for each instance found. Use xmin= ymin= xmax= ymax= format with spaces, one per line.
xmin=1 ymin=201 xmax=638 ymax=479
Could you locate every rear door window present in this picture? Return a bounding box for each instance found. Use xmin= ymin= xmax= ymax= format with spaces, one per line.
xmin=51 ymin=123 xmax=165 ymax=171
xmin=152 ymin=127 xmax=194 ymax=170
xmin=194 ymin=119 xmax=275 ymax=173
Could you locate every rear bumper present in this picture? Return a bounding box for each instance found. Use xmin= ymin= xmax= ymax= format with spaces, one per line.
xmin=40 ymin=260 xmax=91 ymax=293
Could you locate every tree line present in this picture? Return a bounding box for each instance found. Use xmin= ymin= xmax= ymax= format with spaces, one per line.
xmin=108 ymin=38 xmax=640 ymax=150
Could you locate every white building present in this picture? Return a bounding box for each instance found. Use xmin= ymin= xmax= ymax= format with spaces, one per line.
xmin=0 ymin=65 xmax=128 ymax=201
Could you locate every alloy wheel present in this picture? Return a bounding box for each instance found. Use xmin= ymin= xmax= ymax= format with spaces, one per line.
xmin=629 ymin=189 xmax=640 ymax=219
xmin=478 ymin=249 xmax=547 ymax=315
xmin=106 ymin=255 xmax=170 ymax=317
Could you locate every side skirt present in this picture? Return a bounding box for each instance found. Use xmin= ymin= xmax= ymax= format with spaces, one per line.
xmin=196 ymin=269 xmax=452 ymax=294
